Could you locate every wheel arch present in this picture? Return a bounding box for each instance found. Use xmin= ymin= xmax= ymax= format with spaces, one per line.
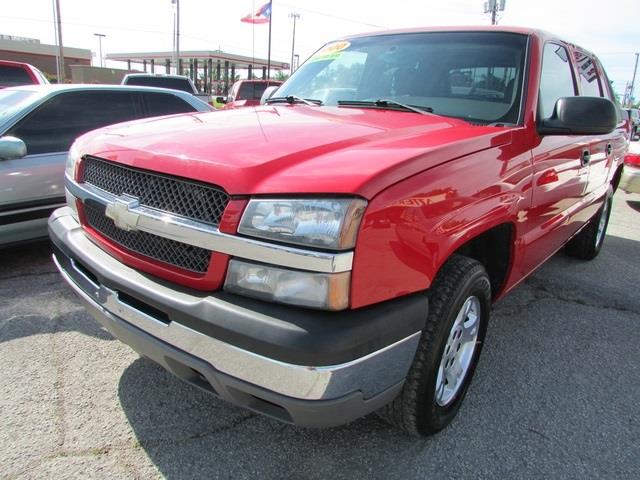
xmin=440 ymin=221 xmax=516 ymax=300
xmin=611 ymin=163 xmax=624 ymax=192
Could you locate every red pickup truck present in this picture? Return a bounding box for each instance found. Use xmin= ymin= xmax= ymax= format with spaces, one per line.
xmin=50 ymin=27 xmax=626 ymax=436
xmin=0 ymin=60 xmax=49 ymax=89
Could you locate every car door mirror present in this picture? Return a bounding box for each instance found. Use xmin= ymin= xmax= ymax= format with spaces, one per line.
xmin=0 ymin=136 xmax=27 ymax=160
xmin=260 ymin=86 xmax=280 ymax=104
xmin=538 ymin=97 xmax=617 ymax=136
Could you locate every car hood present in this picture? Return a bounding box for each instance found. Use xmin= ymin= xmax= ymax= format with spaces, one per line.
xmin=76 ymin=105 xmax=512 ymax=199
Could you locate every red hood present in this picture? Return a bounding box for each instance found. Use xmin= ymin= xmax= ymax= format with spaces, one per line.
xmin=77 ymin=105 xmax=512 ymax=199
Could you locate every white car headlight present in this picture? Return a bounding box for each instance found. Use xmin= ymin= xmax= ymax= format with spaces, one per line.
xmin=224 ymin=259 xmax=350 ymax=310
xmin=238 ymin=198 xmax=367 ymax=250
xmin=65 ymin=141 xmax=82 ymax=180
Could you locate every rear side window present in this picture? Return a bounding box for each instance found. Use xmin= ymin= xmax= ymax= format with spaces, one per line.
xmin=9 ymin=91 xmax=140 ymax=155
xmin=596 ymin=59 xmax=622 ymax=123
xmin=142 ymin=92 xmax=196 ymax=116
xmin=0 ymin=65 xmax=33 ymax=87
xmin=574 ymin=50 xmax=602 ymax=97
xmin=539 ymin=43 xmax=576 ymax=119
xmin=125 ymin=76 xmax=194 ymax=93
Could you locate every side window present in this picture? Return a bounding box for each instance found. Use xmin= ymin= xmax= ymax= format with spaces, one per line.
xmin=9 ymin=91 xmax=139 ymax=155
xmin=539 ymin=43 xmax=576 ymax=119
xmin=142 ymin=92 xmax=196 ymax=117
xmin=597 ymin=60 xmax=622 ymax=123
xmin=574 ymin=50 xmax=602 ymax=97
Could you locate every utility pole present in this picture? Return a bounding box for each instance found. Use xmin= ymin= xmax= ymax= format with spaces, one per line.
xmin=289 ymin=13 xmax=300 ymax=75
xmin=172 ymin=0 xmax=180 ymax=74
xmin=629 ymin=52 xmax=639 ymax=107
xmin=484 ymin=0 xmax=506 ymax=25
xmin=94 ymin=33 xmax=106 ymax=68
xmin=266 ymin=1 xmax=273 ymax=81
xmin=53 ymin=0 xmax=64 ymax=82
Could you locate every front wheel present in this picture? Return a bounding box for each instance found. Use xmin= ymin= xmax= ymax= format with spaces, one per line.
xmin=378 ymin=255 xmax=491 ymax=436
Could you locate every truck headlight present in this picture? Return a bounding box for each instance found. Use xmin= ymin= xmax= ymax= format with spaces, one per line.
xmin=65 ymin=141 xmax=82 ymax=180
xmin=238 ymin=198 xmax=367 ymax=249
xmin=224 ymin=259 xmax=350 ymax=310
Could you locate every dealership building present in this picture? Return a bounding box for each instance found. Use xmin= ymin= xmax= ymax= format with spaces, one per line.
xmin=0 ymin=34 xmax=91 ymax=79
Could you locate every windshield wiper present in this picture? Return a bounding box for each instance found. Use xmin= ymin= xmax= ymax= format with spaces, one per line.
xmin=337 ymin=99 xmax=433 ymax=115
xmin=265 ymin=95 xmax=323 ymax=106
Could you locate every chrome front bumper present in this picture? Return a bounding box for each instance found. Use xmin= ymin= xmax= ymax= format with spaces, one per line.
xmin=49 ymin=207 xmax=423 ymax=426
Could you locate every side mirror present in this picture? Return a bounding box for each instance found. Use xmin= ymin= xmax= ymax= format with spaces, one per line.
xmin=215 ymin=96 xmax=227 ymax=104
xmin=538 ymin=97 xmax=617 ymax=136
xmin=260 ymin=85 xmax=280 ymax=104
xmin=0 ymin=136 xmax=27 ymax=160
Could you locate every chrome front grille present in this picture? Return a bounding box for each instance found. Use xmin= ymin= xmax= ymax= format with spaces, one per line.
xmin=84 ymin=203 xmax=211 ymax=273
xmin=81 ymin=156 xmax=229 ymax=225
xmin=78 ymin=156 xmax=225 ymax=274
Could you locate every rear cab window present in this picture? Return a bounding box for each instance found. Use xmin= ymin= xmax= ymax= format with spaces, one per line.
xmin=0 ymin=65 xmax=34 ymax=87
xmin=237 ymin=82 xmax=270 ymax=101
xmin=142 ymin=92 xmax=196 ymax=116
xmin=125 ymin=76 xmax=194 ymax=94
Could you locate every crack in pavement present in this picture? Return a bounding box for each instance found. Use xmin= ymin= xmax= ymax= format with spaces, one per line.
xmin=495 ymin=277 xmax=640 ymax=318
xmin=49 ymin=316 xmax=68 ymax=451
xmin=525 ymin=426 xmax=589 ymax=476
xmin=10 ymin=413 xmax=258 ymax=478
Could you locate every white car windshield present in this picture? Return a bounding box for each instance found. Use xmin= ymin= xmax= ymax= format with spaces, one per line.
xmin=0 ymin=90 xmax=39 ymax=121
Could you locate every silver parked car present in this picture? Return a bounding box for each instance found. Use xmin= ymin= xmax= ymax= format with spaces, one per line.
xmin=0 ymin=84 xmax=213 ymax=246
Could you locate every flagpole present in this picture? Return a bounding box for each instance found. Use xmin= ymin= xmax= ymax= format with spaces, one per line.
xmin=266 ymin=1 xmax=272 ymax=81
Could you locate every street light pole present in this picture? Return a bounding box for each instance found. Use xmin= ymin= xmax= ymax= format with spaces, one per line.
xmin=289 ymin=13 xmax=300 ymax=75
xmin=94 ymin=33 xmax=106 ymax=68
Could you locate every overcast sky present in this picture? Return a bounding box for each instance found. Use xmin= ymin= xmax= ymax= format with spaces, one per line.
xmin=2 ymin=0 xmax=639 ymax=95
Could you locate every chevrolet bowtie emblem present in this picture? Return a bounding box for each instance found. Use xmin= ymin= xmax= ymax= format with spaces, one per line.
xmin=105 ymin=195 xmax=141 ymax=231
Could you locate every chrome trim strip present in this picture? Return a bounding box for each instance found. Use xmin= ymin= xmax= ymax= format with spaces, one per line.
xmin=50 ymin=209 xmax=420 ymax=400
xmin=66 ymin=175 xmax=353 ymax=273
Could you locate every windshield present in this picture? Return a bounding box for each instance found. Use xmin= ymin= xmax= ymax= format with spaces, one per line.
xmin=277 ymin=31 xmax=528 ymax=124
xmin=0 ymin=89 xmax=38 ymax=121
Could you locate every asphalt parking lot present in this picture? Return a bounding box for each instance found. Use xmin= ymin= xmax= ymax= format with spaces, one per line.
xmin=1 ymin=191 xmax=639 ymax=480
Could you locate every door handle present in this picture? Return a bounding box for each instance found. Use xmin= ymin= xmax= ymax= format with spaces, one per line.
xmin=606 ymin=143 xmax=612 ymax=156
xmin=581 ymin=149 xmax=591 ymax=166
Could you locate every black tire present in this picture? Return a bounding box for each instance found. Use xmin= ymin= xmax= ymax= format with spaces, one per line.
xmin=378 ymin=255 xmax=491 ymax=436
xmin=565 ymin=193 xmax=612 ymax=260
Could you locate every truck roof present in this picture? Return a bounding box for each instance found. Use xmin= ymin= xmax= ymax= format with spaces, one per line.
xmin=342 ymin=25 xmax=578 ymax=51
